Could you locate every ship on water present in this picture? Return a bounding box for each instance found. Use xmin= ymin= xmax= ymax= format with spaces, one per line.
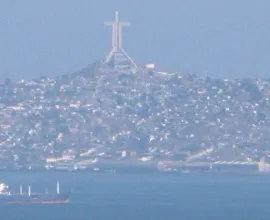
xmin=0 ymin=180 xmax=71 ymax=204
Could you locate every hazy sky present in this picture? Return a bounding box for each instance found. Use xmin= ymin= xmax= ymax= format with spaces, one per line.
xmin=0 ymin=0 xmax=270 ymax=80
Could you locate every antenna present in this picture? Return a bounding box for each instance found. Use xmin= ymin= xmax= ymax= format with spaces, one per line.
xmin=57 ymin=180 xmax=60 ymax=194
xmin=104 ymin=11 xmax=137 ymax=69
xmin=20 ymin=184 xmax=22 ymax=195
xmin=28 ymin=185 xmax=31 ymax=196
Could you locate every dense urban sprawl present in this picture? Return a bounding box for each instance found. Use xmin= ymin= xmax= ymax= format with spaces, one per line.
xmin=0 ymin=61 xmax=270 ymax=170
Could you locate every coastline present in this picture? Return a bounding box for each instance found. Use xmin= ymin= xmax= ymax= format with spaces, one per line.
xmin=0 ymin=160 xmax=263 ymax=174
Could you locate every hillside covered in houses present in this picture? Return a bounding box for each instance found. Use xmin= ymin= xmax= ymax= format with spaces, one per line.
xmin=0 ymin=61 xmax=270 ymax=170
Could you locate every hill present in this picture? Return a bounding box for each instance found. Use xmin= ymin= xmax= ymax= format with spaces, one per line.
xmin=0 ymin=61 xmax=270 ymax=169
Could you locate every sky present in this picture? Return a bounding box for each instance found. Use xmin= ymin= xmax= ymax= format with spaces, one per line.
xmin=0 ymin=0 xmax=270 ymax=80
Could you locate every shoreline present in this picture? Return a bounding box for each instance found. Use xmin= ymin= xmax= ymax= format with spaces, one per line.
xmin=0 ymin=161 xmax=263 ymax=174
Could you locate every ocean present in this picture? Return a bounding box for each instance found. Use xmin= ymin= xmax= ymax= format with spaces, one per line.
xmin=0 ymin=172 xmax=270 ymax=220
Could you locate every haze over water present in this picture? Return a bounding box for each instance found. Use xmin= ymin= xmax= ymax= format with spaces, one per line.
xmin=0 ymin=172 xmax=270 ymax=220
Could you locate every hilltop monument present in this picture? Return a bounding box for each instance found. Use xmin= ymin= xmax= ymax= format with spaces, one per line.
xmin=104 ymin=11 xmax=137 ymax=72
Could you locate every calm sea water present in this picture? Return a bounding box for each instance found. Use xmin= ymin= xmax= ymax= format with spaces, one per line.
xmin=0 ymin=172 xmax=270 ymax=220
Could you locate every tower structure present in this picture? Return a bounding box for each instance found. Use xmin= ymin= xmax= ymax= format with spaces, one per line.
xmin=104 ymin=11 xmax=137 ymax=71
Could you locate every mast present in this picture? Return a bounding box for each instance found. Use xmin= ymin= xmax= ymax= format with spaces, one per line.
xmin=20 ymin=184 xmax=22 ymax=195
xmin=28 ymin=185 xmax=31 ymax=196
xmin=57 ymin=180 xmax=60 ymax=194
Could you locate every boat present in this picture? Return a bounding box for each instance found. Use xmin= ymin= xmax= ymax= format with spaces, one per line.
xmin=0 ymin=180 xmax=71 ymax=204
